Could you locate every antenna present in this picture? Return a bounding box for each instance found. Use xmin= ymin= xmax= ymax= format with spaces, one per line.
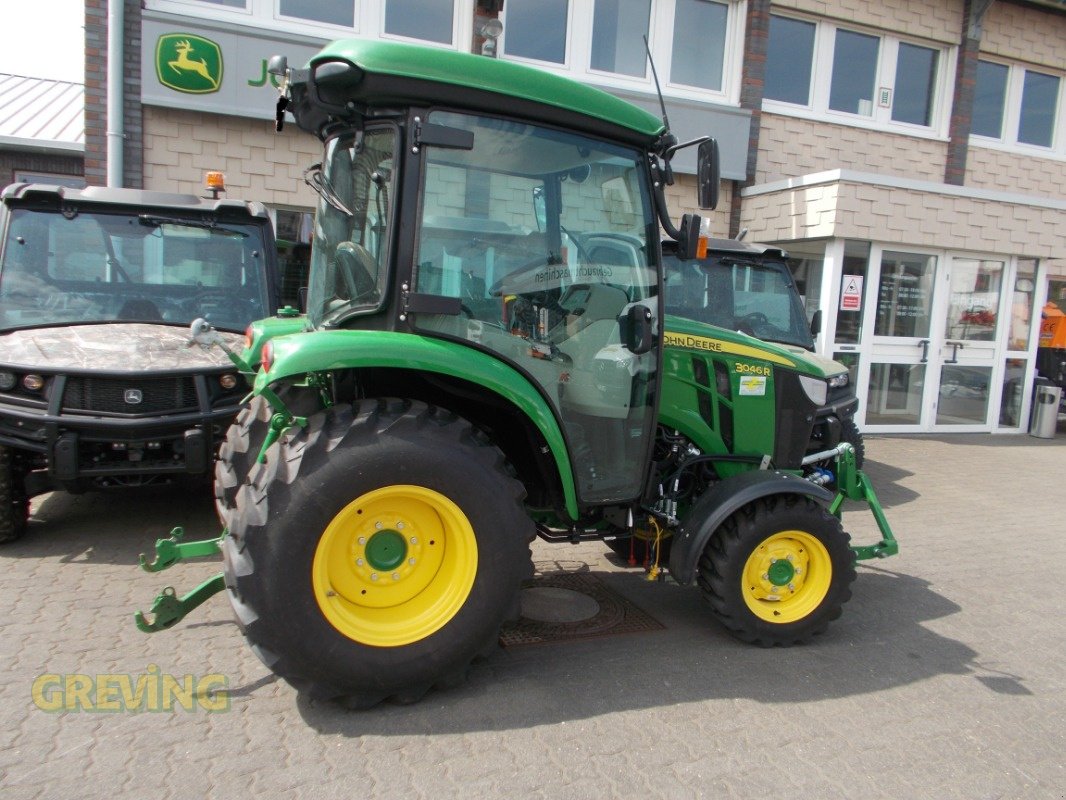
xmin=644 ymin=35 xmax=671 ymax=135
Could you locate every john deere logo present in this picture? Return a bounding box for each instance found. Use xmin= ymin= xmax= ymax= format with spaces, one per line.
xmin=124 ymin=389 xmax=143 ymax=405
xmin=156 ymin=34 xmax=223 ymax=94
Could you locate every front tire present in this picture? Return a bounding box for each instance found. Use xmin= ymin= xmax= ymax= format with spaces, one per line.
xmin=696 ymin=495 xmax=855 ymax=646
xmin=223 ymin=398 xmax=534 ymax=707
xmin=0 ymin=446 xmax=29 ymax=544
xmin=841 ymin=418 xmax=865 ymax=470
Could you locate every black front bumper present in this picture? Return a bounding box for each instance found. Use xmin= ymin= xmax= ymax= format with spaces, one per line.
xmin=809 ymin=393 xmax=859 ymax=451
xmin=0 ymin=371 xmax=244 ymax=490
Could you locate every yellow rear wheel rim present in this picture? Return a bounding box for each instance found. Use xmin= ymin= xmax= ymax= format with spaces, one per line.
xmin=741 ymin=530 xmax=832 ymax=624
xmin=312 ymin=485 xmax=478 ymax=647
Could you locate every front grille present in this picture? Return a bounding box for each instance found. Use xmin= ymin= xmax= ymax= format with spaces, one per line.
xmin=63 ymin=376 xmax=199 ymax=415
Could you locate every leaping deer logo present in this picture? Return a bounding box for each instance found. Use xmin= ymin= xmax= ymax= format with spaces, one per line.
xmin=156 ymin=34 xmax=223 ymax=94
xmin=169 ymin=40 xmax=219 ymax=89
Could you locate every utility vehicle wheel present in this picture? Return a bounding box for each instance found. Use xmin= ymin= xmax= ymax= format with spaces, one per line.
xmin=214 ymin=389 xmax=319 ymax=528
xmin=0 ymin=446 xmax=29 ymax=544
xmin=841 ymin=418 xmax=865 ymax=470
xmin=223 ymin=398 xmax=534 ymax=707
xmin=696 ymin=495 xmax=855 ymax=646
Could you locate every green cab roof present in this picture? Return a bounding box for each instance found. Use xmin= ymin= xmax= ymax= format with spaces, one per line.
xmin=305 ymin=38 xmax=665 ymax=144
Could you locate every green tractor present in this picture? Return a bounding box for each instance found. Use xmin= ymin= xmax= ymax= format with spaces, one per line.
xmin=135 ymin=39 xmax=896 ymax=708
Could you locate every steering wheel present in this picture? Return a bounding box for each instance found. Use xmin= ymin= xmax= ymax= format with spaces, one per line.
xmin=334 ymin=241 xmax=379 ymax=303
xmin=738 ymin=312 xmax=769 ymax=335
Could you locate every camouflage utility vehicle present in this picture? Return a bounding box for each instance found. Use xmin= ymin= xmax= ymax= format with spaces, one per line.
xmin=134 ymin=39 xmax=896 ymax=708
xmin=0 ymin=185 xmax=280 ymax=541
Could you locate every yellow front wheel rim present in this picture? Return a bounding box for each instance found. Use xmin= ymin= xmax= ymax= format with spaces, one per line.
xmin=741 ymin=530 xmax=832 ymax=624
xmin=312 ymin=485 xmax=478 ymax=647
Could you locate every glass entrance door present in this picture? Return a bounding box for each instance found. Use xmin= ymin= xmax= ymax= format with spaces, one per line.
xmin=864 ymin=249 xmax=939 ymax=430
xmin=932 ymin=257 xmax=1004 ymax=429
xmin=862 ymin=248 xmax=1007 ymax=432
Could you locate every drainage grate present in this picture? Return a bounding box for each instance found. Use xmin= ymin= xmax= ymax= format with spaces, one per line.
xmin=499 ymin=571 xmax=664 ymax=647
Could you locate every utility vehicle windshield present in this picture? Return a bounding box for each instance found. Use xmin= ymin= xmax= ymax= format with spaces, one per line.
xmin=0 ymin=207 xmax=270 ymax=333
xmin=664 ymin=252 xmax=815 ymax=349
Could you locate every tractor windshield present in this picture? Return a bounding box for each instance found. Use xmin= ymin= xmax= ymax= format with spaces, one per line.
xmin=664 ymin=252 xmax=815 ymax=349
xmin=306 ymin=126 xmax=397 ymax=328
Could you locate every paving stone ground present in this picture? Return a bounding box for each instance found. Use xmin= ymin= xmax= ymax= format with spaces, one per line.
xmin=1 ymin=427 xmax=1065 ymax=799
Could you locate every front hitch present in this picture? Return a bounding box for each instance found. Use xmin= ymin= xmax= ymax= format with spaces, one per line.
xmin=804 ymin=443 xmax=899 ymax=561
xmin=133 ymin=526 xmax=227 ymax=633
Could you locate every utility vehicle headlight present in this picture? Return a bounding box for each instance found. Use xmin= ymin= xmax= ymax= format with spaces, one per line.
xmin=798 ymin=374 xmax=828 ymax=406
xmin=22 ymin=374 xmax=44 ymax=392
xmin=219 ymin=373 xmax=239 ymax=390
xmin=0 ymin=371 xmax=16 ymax=391
xmin=828 ymin=372 xmax=849 ymax=389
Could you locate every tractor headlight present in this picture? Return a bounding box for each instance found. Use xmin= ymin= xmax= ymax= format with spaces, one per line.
xmin=828 ymin=372 xmax=849 ymax=389
xmin=0 ymin=371 xmax=16 ymax=391
xmin=798 ymin=374 xmax=828 ymax=405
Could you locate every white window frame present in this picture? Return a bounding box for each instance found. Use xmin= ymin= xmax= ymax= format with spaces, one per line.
xmin=762 ymin=13 xmax=954 ymax=141
xmin=500 ymin=0 xmax=746 ymax=107
xmin=971 ymin=57 xmax=1065 ymax=160
xmin=146 ymin=0 xmax=475 ymax=51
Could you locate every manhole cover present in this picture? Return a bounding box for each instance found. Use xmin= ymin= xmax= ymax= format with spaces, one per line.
xmin=520 ymin=587 xmax=601 ymax=623
xmin=499 ymin=571 xmax=664 ymax=647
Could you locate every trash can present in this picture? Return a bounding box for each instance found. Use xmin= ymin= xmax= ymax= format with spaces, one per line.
xmin=1030 ymin=381 xmax=1063 ymax=438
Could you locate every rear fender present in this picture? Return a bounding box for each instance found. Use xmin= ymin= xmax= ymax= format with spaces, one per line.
xmin=255 ymin=329 xmax=579 ymax=519
xmin=668 ymin=470 xmax=833 ymax=585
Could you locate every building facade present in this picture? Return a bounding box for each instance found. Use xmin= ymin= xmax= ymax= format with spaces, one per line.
xmin=83 ymin=0 xmax=1066 ymax=433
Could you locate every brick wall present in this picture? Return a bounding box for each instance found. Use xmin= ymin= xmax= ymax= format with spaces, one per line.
xmin=981 ymin=1 xmax=1066 ymax=67
xmin=0 ymin=152 xmax=83 ymax=186
xmin=740 ymin=177 xmax=1066 ymax=276
xmin=142 ymin=107 xmax=320 ymax=207
xmin=757 ymin=114 xmax=948 ymax=184
xmin=773 ymin=0 xmax=961 ymax=43
xmin=83 ymin=0 xmax=143 ymax=188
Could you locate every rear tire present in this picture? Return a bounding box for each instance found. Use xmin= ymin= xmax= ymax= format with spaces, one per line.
xmin=0 ymin=446 xmax=29 ymax=544
xmin=696 ymin=495 xmax=855 ymax=646
xmin=223 ymin=398 xmax=534 ymax=707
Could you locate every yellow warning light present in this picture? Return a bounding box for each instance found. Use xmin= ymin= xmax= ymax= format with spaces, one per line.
xmin=204 ymin=171 xmax=226 ymax=197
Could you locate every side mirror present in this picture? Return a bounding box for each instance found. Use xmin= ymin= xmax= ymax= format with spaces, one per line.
xmin=810 ymin=308 xmax=823 ymax=336
xmin=697 ymin=139 xmax=720 ymax=210
xmin=621 ymin=304 xmax=656 ymax=355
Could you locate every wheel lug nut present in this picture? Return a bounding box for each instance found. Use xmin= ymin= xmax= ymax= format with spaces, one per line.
xmin=371 ymin=573 xmax=379 ymax=581
xmin=375 ymin=522 xmax=383 ymax=530
xmin=786 ymin=554 xmax=794 ymax=562
xmin=358 ymin=537 xmax=366 ymax=545
xmin=397 ymin=522 xmax=404 ymax=529
xmin=392 ymin=573 xmax=400 ymax=581
xmin=356 ymin=558 xmax=364 ymax=566
xmin=762 ymin=573 xmax=769 ymax=581
xmin=788 ymin=583 xmax=795 ymax=591
xmin=409 ymin=558 xmax=416 ymax=565
xmin=410 ymin=537 xmax=418 ymax=544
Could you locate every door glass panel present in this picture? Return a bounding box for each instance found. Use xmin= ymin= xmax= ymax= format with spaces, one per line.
xmin=944 ymin=258 xmax=1002 ymax=342
xmin=867 ymin=363 xmax=924 ymax=425
xmin=875 ymin=251 xmax=935 ymax=338
xmin=414 ymin=110 xmax=658 ymax=503
xmin=1009 ymin=261 xmax=1037 ymax=351
xmin=936 ymin=365 xmax=992 ymax=424
xmin=999 ymin=358 xmax=1028 ymax=427
xmin=835 ymin=240 xmax=870 ymax=344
